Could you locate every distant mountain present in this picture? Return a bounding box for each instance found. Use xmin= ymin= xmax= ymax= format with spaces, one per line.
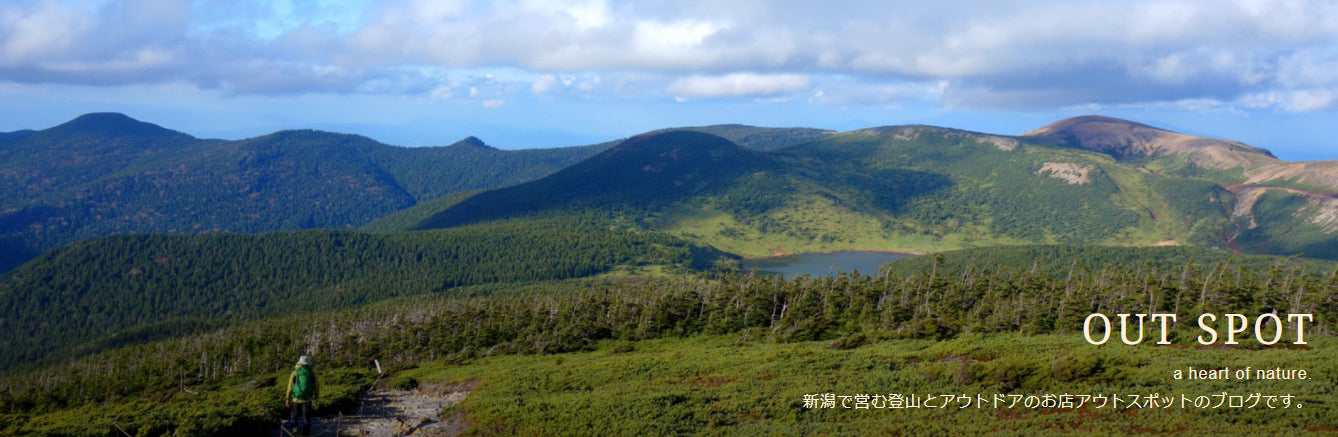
xmin=0 ymin=113 xmax=205 ymax=203
xmin=0 ymin=115 xmax=845 ymax=273
xmin=1019 ymin=116 xmax=1338 ymax=258
xmin=411 ymin=118 xmax=1338 ymax=260
xmin=0 ymin=115 xmax=605 ymax=272
xmin=415 ymin=130 xmax=784 ymax=229
xmin=653 ymin=124 xmax=835 ymax=152
xmin=1026 ymin=116 xmax=1338 ymax=191
xmin=7 ymin=113 xmax=1338 ymax=437
xmin=0 ymin=129 xmax=34 ymax=141
xmin=4 ymin=112 xmax=1337 ymax=271
xmin=1022 ymin=115 xmax=1277 ymax=168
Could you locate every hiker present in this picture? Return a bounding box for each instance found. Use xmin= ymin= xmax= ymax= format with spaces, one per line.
xmin=284 ymin=355 xmax=320 ymax=435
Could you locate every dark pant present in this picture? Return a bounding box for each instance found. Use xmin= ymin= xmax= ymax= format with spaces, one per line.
xmin=288 ymin=402 xmax=312 ymax=434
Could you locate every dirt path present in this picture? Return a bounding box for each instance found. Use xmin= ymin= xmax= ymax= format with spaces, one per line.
xmin=278 ymin=380 xmax=476 ymax=437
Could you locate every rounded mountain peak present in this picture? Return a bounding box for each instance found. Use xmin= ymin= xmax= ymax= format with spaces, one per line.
xmin=590 ymin=130 xmax=753 ymax=174
xmin=1022 ymin=115 xmax=1159 ymax=138
xmin=50 ymin=112 xmax=192 ymax=139
xmin=1022 ymin=115 xmax=1276 ymax=166
xmin=454 ymin=136 xmax=493 ymax=149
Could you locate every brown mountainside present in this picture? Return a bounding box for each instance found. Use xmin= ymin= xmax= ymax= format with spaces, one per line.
xmin=1022 ymin=115 xmax=1277 ymax=169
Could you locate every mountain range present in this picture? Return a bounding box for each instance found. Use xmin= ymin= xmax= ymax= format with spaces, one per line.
xmin=3 ymin=113 xmax=1337 ymax=274
xmin=4 ymin=112 xmax=1338 ymax=426
xmin=376 ymin=115 xmax=1336 ymax=261
xmin=0 ymin=113 xmax=828 ymax=272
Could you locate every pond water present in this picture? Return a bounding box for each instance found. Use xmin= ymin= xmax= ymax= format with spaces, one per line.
xmin=741 ymin=251 xmax=913 ymax=278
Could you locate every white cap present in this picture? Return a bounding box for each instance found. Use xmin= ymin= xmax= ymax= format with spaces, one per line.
xmin=297 ymin=355 xmax=311 ymax=365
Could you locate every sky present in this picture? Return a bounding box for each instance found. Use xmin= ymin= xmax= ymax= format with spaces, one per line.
xmin=1 ymin=0 xmax=1337 ymax=160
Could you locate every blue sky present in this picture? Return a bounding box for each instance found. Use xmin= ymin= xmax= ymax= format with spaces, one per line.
xmin=2 ymin=0 xmax=1337 ymax=160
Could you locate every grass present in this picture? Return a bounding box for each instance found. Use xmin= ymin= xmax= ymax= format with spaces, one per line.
xmin=6 ymin=367 xmax=379 ymax=436
xmin=408 ymin=333 xmax=1338 ymax=436
xmin=657 ymin=197 xmax=1031 ymax=259
xmin=591 ymin=264 xmax=676 ymax=279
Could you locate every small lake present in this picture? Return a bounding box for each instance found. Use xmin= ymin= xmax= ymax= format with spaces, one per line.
xmin=741 ymin=251 xmax=914 ymax=278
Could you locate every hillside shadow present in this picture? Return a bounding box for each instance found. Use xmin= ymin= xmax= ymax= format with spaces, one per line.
xmin=829 ymin=168 xmax=956 ymax=215
xmin=0 ymin=237 xmax=37 ymax=275
xmin=414 ymin=131 xmax=778 ymax=230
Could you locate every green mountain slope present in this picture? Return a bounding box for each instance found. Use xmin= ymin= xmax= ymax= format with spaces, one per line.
xmin=1023 ymin=115 xmax=1338 ymax=258
xmin=655 ymin=124 xmax=834 ymax=152
xmin=0 ymin=115 xmax=606 ymax=272
xmin=413 ymin=120 xmax=1338 ymax=260
xmin=360 ymin=190 xmax=482 ymax=232
xmin=415 ymin=130 xmax=788 ymax=229
xmin=3 ymin=112 xmax=1335 ymax=273
xmin=371 ymin=136 xmax=610 ymax=201
xmin=0 ymin=115 xmax=844 ymax=273
xmin=777 ymin=126 xmax=1143 ymax=243
xmin=0 ymin=216 xmax=730 ymax=371
xmin=0 ymin=113 xmax=206 ymax=203
xmin=5 ymin=114 xmax=1338 ymax=436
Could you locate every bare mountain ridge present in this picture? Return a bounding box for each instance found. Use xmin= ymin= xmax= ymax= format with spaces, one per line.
xmin=1243 ymin=160 xmax=1338 ymax=193
xmin=1024 ymin=115 xmax=1338 ymax=193
xmin=1022 ymin=115 xmax=1277 ymax=168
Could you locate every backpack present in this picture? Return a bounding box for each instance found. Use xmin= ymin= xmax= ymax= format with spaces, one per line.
xmin=292 ymin=366 xmax=315 ymax=401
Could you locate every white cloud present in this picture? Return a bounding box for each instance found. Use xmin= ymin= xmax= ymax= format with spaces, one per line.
xmin=1286 ymin=89 xmax=1335 ymax=112
xmin=1277 ymin=48 xmax=1338 ymax=88
xmin=531 ymin=74 xmax=559 ymax=93
xmin=667 ymin=73 xmax=809 ymax=98
xmin=632 ymin=19 xmax=723 ymax=54
xmin=518 ymin=0 xmax=611 ymax=31
xmin=482 ymin=99 xmax=505 ymax=108
xmin=430 ymin=85 xmax=453 ymax=100
xmin=1231 ymin=88 xmax=1337 ymax=112
xmin=577 ymin=75 xmax=601 ymax=91
xmin=1237 ymin=92 xmax=1280 ymax=110
xmin=2 ymin=0 xmax=1338 ymax=112
xmin=0 ymin=2 xmax=89 ymax=63
xmin=808 ymin=80 xmax=946 ymax=106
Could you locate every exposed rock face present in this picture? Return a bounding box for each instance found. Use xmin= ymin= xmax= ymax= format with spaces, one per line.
xmin=1244 ymin=160 xmax=1338 ymax=193
xmin=1036 ymin=162 xmax=1094 ymax=185
xmin=1229 ymin=186 xmax=1338 ymax=233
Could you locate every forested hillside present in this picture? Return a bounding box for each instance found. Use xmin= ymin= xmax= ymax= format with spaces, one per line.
xmin=4 ymin=253 xmax=1337 ymax=435
xmin=1022 ymin=116 xmax=1338 ymax=258
xmin=408 ymin=121 xmax=1338 ymax=261
xmin=415 ymin=131 xmax=787 ymax=229
xmin=0 ymin=216 xmax=730 ymax=371
xmin=5 ymin=113 xmax=1337 ymax=272
xmin=884 ymin=244 xmax=1337 ymax=277
xmin=651 ymin=124 xmax=834 ymax=152
xmin=4 ymin=114 xmax=1338 ymax=436
xmin=0 ymin=115 xmax=605 ymax=273
xmin=774 ymin=126 xmax=1143 ymax=244
xmin=0 ymin=115 xmax=849 ymax=273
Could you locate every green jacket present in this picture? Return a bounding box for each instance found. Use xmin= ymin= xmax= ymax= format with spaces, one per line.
xmin=285 ymin=365 xmax=319 ymax=403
